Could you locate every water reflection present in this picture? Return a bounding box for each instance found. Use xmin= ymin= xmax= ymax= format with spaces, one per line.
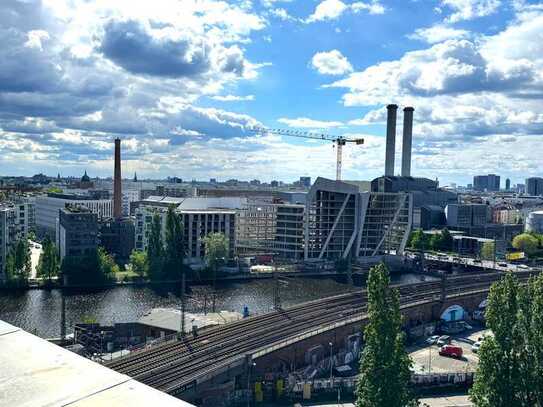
xmin=0 ymin=273 xmax=431 ymax=338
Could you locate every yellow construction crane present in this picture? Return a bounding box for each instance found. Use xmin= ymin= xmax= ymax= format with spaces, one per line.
xmin=249 ymin=127 xmax=364 ymax=181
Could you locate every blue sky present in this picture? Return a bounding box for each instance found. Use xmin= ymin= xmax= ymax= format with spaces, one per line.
xmin=1 ymin=0 xmax=542 ymax=186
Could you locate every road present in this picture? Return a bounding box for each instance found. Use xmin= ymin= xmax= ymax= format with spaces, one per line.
xmin=406 ymin=251 xmax=538 ymax=273
xmin=29 ymin=240 xmax=42 ymax=279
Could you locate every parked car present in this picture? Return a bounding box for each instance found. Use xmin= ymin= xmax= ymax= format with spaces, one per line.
xmin=471 ymin=341 xmax=482 ymax=353
xmin=498 ymin=262 xmax=508 ymax=267
xmin=426 ymin=335 xmax=440 ymax=345
xmin=473 ymin=259 xmax=482 ymax=264
xmin=518 ymin=264 xmax=530 ymax=269
xmin=437 ymin=335 xmax=451 ymax=347
xmin=439 ymin=344 xmax=463 ymax=359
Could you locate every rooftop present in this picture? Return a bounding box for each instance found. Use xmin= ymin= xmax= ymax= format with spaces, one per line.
xmin=0 ymin=320 xmax=194 ymax=407
xmin=138 ymin=308 xmax=243 ymax=333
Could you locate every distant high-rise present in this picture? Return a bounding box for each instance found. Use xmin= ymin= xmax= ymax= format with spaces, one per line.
xmin=505 ymin=178 xmax=511 ymax=191
xmin=473 ymin=174 xmax=500 ymax=192
xmin=113 ymin=138 xmax=122 ymax=219
xmin=526 ymin=177 xmax=543 ymax=196
xmin=299 ymin=177 xmax=311 ymax=188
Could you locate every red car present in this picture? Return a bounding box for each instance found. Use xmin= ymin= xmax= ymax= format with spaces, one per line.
xmin=439 ymin=344 xmax=463 ymax=359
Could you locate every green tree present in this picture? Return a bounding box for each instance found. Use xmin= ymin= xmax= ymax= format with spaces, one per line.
xmin=203 ymin=233 xmax=229 ymax=284
xmin=480 ymin=241 xmax=495 ymax=261
xmin=97 ymin=247 xmax=120 ymax=277
xmin=429 ymin=233 xmax=442 ymax=251
xmin=14 ymin=238 xmax=31 ymax=279
xmin=147 ymin=212 xmax=164 ymax=280
xmin=5 ymin=238 xmax=31 ymax=285
xmin=61 ymin=248 xmax=116 ymax=286
xmin=36 ymin=237 xmax=60 ymax=282
xmin=440 ymin=228 xmax=453 ymax=252
xmin=516 ymin=274 xmax=543 ymax=406
xmin=512 ymin=233 xmax=539 ymax=256
xmin=408 ymin=229 xmax=428 ymax=251
xmin=129 ymin=250 xmax=148 ymax=277
xmin=356 ymin=263 xmax=416 ymax=407
xmin=163 ymin=206 xmax=185 ymax=280
xmin=470 ymin=273 xmax=523 ymax=407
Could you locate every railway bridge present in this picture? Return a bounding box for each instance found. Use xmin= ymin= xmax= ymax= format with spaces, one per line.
xmin=107 ymin=271 xmax=536 ymax=404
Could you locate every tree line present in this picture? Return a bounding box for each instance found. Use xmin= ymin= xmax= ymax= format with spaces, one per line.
xmin=407 ymin=228 xmax=454 ymax=252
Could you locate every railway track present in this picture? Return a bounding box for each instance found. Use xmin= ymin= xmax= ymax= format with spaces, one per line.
xmin=107 ymin=271 xmax=536 ymax=395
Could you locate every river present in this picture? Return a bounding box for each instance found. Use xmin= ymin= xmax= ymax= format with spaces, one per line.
xmin=0 ymin=273 xmax=432 ymax=338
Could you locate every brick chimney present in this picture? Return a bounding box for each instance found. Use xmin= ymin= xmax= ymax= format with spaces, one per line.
xmin=113 ymin=138 xmax=122 ymax=219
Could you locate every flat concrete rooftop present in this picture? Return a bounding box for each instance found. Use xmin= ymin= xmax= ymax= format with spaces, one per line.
xmin=0 ymin=320 xmax=194 ymax=407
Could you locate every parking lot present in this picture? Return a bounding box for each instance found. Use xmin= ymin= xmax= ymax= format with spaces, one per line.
xmin=409 ymin=328 xmax=491 ymax=374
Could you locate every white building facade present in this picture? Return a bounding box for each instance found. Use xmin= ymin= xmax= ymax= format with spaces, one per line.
xmin=35 ymin=194 xmax=113 ymax=236
xmin=0 ymin=202 xmax=32 ymax=281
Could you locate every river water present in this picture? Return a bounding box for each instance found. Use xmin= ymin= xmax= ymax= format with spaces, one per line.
xmin=0 ymin=273 xmax=431 ymax=338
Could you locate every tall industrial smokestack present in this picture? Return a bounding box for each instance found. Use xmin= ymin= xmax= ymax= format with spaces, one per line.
xmin=385 ymin=104 xmax=398 ymax=176
xmin=113 ymin=138 xmax=122 ymax=219
xmin=401 ymin=107 xmax=414 ymax=177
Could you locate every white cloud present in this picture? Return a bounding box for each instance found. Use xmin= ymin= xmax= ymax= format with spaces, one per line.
xmin=321 ymin=8 xmax=543 ymax=183
xmin=277 ymin=117 xmax=344 ymax=128
xmin=24 ymin=30 xmax=50 ymax=51
xmin=311 ymin=50 xmax=353 ymax=75
xmin=306 ymin=0 xmax=348 ymax=23
xmin=306 ymin=0 xmax=385 ymax=22
xmin=270 ymin=8 xmax=296 ymax=21
xmin=409 ymin=24 xmax=469 ymax=44
xmin=260 ymin=0 xmax=293 ymax=7
xmin=441 ymin=0 xmax=501 ymax=22
xmin=211 ymin=94 xmax=255 ymax=101
xmin=351 ymin=1 xmax=385 ymax=15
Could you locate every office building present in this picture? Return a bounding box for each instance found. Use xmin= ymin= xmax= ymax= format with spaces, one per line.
xmin=526 ymin=211 xmax=543 ymax=234
xmin=35 ymin=193 xmax=113 ymax=237
xmin=122 ymin=190 xmax=140 ymax=217
xmin=473 ymin=174 xmax=500 ymax=192
xmin=505 ymin=178 xmax=511 ymax=191
xmin=299 ymin=177 xmax=311 ymax=188
xmin=0 ymin=202 xmax=34 ymax=280
xmin=304 ymin=177 xmax=412 ymax=260
xmin=445 ymin=204 xmax=489 ymax=228
xmin=57 ymin=206 xmax=98 ymax=261
xmin=526 ymin=177 xmax=543 ymax=196
xmin=180 ymin=210 xmax=236 ymax=263
xmin=236 ymin=199 xmax=305 ymax=260
xmin=99 ymin=218 xmax=135 ymax=265
xmin=134 ymin=205 xmax=236 ymax=264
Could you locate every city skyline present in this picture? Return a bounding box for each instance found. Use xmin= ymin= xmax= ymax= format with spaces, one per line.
xmin=1 ymin=0 xmax=543 ymax=185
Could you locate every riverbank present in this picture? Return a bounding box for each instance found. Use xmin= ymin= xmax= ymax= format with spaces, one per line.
xmin=0 ymin=270 xmax=360 ymax=291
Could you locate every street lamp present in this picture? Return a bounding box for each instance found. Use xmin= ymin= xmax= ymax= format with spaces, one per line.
xmin=329 ymin=342 xmax=333 ymax=384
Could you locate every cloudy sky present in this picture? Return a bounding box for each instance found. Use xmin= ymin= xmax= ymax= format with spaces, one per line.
xmin=1 ymin=0 xmax=542 ymax=185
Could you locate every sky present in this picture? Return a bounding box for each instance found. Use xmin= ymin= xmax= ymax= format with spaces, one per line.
xmin=1 ymin=0 xmax=543 ymax=186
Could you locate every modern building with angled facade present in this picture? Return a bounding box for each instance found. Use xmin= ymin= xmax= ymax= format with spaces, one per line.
xmin=304 ymin=177 xmax=412 ymax=261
